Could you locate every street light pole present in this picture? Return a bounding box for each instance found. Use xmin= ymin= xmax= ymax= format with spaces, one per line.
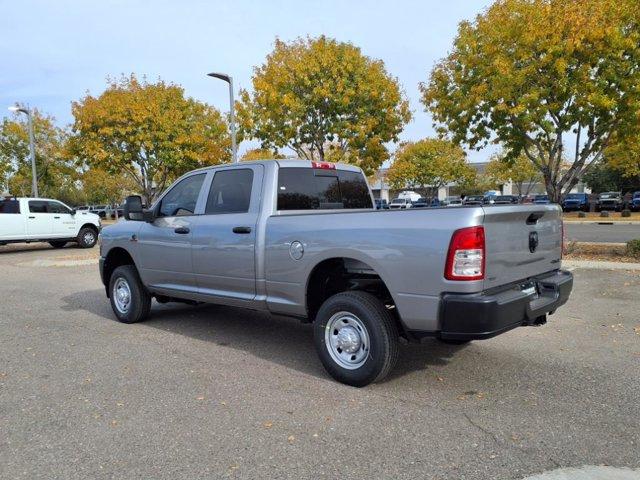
xmin=207 ymin=72 xmax=238 ymax=163
xmin=8 ymin=104 xmax=38 ymax=197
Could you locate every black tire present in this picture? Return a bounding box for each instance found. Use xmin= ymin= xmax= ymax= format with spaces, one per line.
xmin=49 ymin=240 xmax=67 ymax=249
xmin=437 ymin=338 xmax=471 ymax=345
xmin=77 ymin=226 xmax=98 ymax=248
xmin=108 ymin=265 xmax=151 ymax=323
xmin=313 ymin=291 xmax=399 ymax=387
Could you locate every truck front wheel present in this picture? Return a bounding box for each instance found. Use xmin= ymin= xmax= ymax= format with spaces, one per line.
xmin=109 ymin=265 xmax=151 ymax=323
xmin=77 ymin=227 xmax=98 ymax=248
xmin=313 ymin=291 xmax=399 ymax=387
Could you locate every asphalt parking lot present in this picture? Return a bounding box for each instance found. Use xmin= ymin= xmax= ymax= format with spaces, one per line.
xmin=1 ymin=245 xmax=639 ymax=480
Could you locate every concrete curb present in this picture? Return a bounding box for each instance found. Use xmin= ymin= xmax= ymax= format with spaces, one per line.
xmin=563 ymin=259 xmax=640 ymax=271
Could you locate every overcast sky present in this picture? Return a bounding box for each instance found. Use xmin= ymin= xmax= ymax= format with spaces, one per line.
xmin=0 ymin=0 xmax=492 ymax=161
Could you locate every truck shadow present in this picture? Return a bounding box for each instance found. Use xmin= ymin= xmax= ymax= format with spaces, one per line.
xmin=62 ymin=289 xmax=465 ymax=383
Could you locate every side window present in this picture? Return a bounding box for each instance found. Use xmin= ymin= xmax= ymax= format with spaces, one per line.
xmin=0 ymin=199 xmax=20 ymax=214
xmin=205 ymin=169 xmax=254 ymax=214
xmin=158 ymin=174 xmax=206 ymax=217
xmin=29 ymin=200 xmax=48 ymax=213
xmin=48 ymin=201 xmax=71 ymax=214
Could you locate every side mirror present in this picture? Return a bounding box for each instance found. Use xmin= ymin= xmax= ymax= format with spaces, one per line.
xmin=123 ymin=195 xmax=144 ymax=221
xmin=70 ymin=209 xmax=77 ymax=216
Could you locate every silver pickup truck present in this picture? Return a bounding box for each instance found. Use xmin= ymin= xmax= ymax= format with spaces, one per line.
xmin=99 ymin=160 xmax=573 ymax=386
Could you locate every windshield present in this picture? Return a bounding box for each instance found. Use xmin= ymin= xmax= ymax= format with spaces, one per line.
xmin=634 ymin=192 xmax=640 ymax=198
xmin=599 ymin=193 xmax=618 ymax=199
xmin=535 ymin=195 xmax=548 ymax=200
xmin=566 ymin=194 xmax=584 ymax=199
xmin=391 ymin=198 xmax=405 ymax=204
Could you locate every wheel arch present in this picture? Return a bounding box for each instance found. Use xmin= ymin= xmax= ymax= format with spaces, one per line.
xmin=304 ymin=255 xmax=404 ymax=335
xmin=102 ymin=247 xmax=137 ymax=297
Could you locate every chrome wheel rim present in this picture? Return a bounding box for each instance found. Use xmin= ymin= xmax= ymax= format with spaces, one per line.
xmin=113 ymin=278 xmax=131 ymax=314
xmin=325 ymin=311 xmax=370 ymax=370
xmin=83 ymin=231 xmax=95 ymax=245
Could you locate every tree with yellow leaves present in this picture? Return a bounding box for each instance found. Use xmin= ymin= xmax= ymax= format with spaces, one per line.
xmin=237 ymin=36 xmax=411 ymax=176
xmin=240 ymin=148 xmax=284 ymax=161
xmin=485 ymin=153 xmax=541 ymax=196
xmin=70 ymin=75 xmax=230 ymax=203
xmin=422 ymin=0 xmax=640 ymax=202
xmin=386 ymin=139 xmax=475 ymax=195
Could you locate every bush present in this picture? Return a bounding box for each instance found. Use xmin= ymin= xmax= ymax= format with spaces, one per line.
xmin=621 ymin=209 xmax=631 ymax=217
xmin=578 ymin=211 xmax=587 ymax=218
xmin=627 ymin=239 xmax=640 ymax=259
xmin=600 ymin=210 xmax=610 ymax=217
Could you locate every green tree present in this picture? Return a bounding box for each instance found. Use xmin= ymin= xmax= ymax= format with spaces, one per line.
xmin=485 ymin=153 xmax=541 ymax=196
xmin=422 ymin=0 xmax=640 ymax=202
xmin=0 ymin=110 xmax=74 ymax=198
xmin=70 ymin=74 xmax=230 ymax=203
xmin=238 ymin=36 xmax=411 ymax=175
xmin=386 ymin=139 xmax=475 ymax=195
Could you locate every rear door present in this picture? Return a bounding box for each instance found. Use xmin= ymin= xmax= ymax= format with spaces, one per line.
xmin=482 ymin=204 xmax=562 ymax=290
xmin=26 ymin=200 xmax=52 ymax=237
xmin=0 ymin=198 xmax=25 ymax=240
xmin=191 ymin=165 xmax=263 ymax=303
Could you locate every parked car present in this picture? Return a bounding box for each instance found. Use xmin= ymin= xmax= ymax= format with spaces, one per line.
xmin=374 ymin=199 xmax=389 ymax=210
xmin=90 ymin=205 xmax=113 ymax=218
xmin=110 ymin=206 xmax=125 ymax=219
xmin=533 ymin=194 xmax=551 ymax=205
xmin=99 ymin=160 xmax=573 ymax=387
xmin=76 ymin=205 xmax=92 ymax=211
xmin=442 ymin=196 xmax=463 ymax=206
xmin=595 ymin=192 xmax=623 ymax=212
xmin=0 ymin=196 xmax=100 ymax=248
xmin=389 ymin=198 xmax=411 ymax=209
xmin=463 ymin=195 xmax=485 ymax=205
xmin=630 ymin=192 xmax=640 ymax=212
xmin=493 ymin=195 xmax=519 ymax=205
xmin=562 ymin=193 xmax=590 ymax=212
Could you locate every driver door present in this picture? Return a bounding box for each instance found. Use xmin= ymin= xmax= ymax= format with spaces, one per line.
xmin=137 ymin=172 xmax=208 ymax=294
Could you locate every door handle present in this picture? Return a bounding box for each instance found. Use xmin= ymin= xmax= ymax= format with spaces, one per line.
xmin=28 ymin=216 xmax=35 ymax=219
xmin=174 ymin=227 xmax=190 ymax=234
xmin=232 ymin=226 xmax=252 ymax=234
xmin=54 ymin=216 xmax=60 ymax=219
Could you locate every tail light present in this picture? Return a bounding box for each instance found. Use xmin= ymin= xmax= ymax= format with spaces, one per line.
xmin=444 ymin=226 xmax=485 ymax=281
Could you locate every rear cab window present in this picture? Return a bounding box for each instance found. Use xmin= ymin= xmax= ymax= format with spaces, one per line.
xmin=277 ymin=168 xmax=372 ymax=211
xmin=0 ymin=198 xmax=20 ymax=214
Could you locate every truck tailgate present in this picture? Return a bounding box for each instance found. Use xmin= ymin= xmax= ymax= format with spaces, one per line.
xmin=482 ymin=205 xmax=563 ymax=290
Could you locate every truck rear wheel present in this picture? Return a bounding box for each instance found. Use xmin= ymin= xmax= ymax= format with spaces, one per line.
xmin=109 ymin=265 xmax=151 ymax=323
xmin=313 ymin=291 xmax=399 ymax=387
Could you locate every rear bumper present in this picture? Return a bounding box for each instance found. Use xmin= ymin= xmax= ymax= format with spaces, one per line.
xmin=438 ymin=270 xmax=573 ymax=341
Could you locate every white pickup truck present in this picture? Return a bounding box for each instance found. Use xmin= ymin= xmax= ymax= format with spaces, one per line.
xmin=0 ymin=197 xmax=101 ymax=248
